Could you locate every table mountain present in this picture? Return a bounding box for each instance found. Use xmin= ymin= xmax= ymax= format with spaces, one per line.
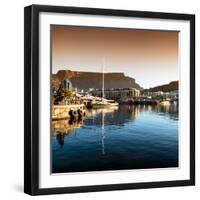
xmin=52 ymin=70 xmax=143 ymax=91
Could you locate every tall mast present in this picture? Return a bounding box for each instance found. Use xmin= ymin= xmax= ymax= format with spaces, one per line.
xmin=101 ymin=58 xmax=105 ymax=155
xmin=102 ymin=59 xmax=105 ymax=99
xmin=102 ymin=110 xmax=105 ymax=155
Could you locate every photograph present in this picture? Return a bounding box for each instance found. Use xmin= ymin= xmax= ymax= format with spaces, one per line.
xmin=24 ymin=4 xmax=195 ymax=195
xmin=51 ymin=25 xmax=179 ymax=174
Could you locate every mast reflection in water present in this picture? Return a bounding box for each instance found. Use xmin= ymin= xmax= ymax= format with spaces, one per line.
xmin=52 ymin=104 xmax=178 ymax=173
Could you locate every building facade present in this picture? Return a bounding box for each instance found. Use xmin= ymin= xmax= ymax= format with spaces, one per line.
xmin=62 ymin=79 xmax=72 ymax=90
xmin=91 ymin=88 xmax=140 ymax=101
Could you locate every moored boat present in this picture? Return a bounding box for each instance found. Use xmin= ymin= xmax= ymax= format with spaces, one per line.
xmin=92 ymin=60 xmax=119 ymax=109
xmin=92 ymin=99 xmax=119 ymax=108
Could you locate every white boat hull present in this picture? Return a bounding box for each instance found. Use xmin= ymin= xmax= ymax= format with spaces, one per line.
xmin=92 ymin=102 xmax=119 ymax=108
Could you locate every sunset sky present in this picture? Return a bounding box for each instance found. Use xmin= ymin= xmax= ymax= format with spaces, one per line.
xmin=51 ymin=25 xmax=179 ymax=88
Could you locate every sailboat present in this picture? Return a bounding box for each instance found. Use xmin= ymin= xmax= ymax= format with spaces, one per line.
xmin=92 ymin=99 xmax=119 ymax=108
xmin=92 ymin=60 xmax=119 ymax=109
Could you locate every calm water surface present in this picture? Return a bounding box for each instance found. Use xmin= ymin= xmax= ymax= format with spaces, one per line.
xmin=52 ymin=104 xmax=178 ymax=173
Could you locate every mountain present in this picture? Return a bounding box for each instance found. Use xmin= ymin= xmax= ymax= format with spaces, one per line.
xmin=148 ymin=81 xmax=178 ymax=92
xmin=52 ymin=70 xmax=143 ymax=90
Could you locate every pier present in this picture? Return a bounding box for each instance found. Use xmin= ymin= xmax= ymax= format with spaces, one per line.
xmin=52 ymin=104 xmax=85 ymax=120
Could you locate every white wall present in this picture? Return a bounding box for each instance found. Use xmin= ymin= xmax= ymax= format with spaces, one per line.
xmin=0 ymin=0 xmax=199 ymax=199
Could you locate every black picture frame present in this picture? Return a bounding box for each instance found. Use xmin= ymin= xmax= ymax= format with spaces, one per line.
xmin=24 ymin=4 xmax=195 ymax=196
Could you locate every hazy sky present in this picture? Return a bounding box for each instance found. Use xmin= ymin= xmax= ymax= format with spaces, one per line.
xmin=51 ymin=25 xmax=179 ymax=88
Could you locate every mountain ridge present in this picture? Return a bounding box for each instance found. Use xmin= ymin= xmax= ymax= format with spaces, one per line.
xmin=52 ymin=70 xmax=143 ymax=90
xmin=147 ymin=81 xmax=178 ymax=92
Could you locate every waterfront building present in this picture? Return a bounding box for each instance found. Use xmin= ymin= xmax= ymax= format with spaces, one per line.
xmin=91 ymin=88 xmax=140 ymax=101
xmin=142 ymin=90 xmax=179 ymax=101
xmin=62 ymin=78 xmax=72 ymax=90
xmin=89 ymin=88 xmax=95 ymax=92
xmin=152 ymin=91 xmax=164 ymax=98
xmin=169 ymin=90 xmax=179 ymax=100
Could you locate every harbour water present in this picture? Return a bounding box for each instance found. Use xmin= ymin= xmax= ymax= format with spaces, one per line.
xmin=52 ymin=104 xmax=178 ymax=173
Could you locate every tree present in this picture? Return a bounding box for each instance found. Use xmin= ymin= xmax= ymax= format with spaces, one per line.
xmin=63 ymin=88 xmax=74 ymax=98
xmin=54 ymin=84 xmax=75 ymax=104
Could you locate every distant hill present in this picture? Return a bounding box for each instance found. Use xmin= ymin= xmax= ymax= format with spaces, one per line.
xmin=148 ymin=81 xmax=178 ymax=92
xmin=52 ymin=70 xmax=143 ymax=90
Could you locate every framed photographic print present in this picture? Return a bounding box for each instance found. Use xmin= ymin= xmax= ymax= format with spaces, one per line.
xmin=24 ymin=4 xmax=195 ymax=195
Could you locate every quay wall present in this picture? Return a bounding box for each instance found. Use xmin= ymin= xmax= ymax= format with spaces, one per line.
xmin=52 ymin=104 xmax=85 ymax=120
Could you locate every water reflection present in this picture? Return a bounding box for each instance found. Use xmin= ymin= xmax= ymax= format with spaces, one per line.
xmin=52 ymin=117 xmax=84 ymax=135
xmin=52 ymin=117 xmax=84 ymax=148
xmin=101 ymin=110 xmax=105 ymax=155
xmin=52 ymin=103 xmax=178 ymax=173
xmin=52 ymin=104 xmax=178 ymax=148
